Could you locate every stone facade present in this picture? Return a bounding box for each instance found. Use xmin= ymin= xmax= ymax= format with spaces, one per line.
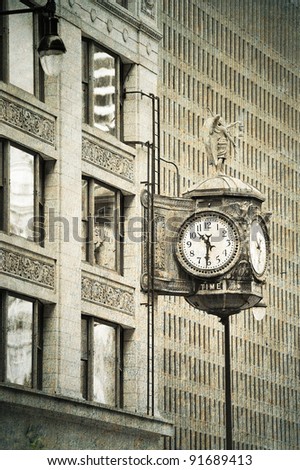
xmin=0 ymin=0 xmax=172 ymax=450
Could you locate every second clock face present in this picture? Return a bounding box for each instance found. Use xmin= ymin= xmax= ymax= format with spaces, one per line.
xmin=249 ymin=219 xmax=268 ymax=277
xmin=177 ymin=211 xmax=240 ymax=277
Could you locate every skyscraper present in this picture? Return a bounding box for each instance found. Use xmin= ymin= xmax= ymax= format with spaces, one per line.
xmin=158 ymin=0 xmax=299 ymax=450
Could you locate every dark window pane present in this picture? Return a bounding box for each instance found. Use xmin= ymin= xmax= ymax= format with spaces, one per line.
xmin=81 ymin=179 xmax=88 ymax=261
xmin=0 ymin=142 xmax=3 ymax=231
xmin=81 ymin=318 xmax=88 ymax=399
xmin=82 ymin=40 xmax=89 ymax=123
xmin=81 ymin=360 xmax=88 ymax=399
xmin=37 ymin=304 xmax=43 ymax=389
xmin=116 ymin=0 xmax=128 ymax=8
xmin=82 ymin=83 xmax=89 ymax=123
xmin=82 ymin=179 xmax=88 ymax=219
xmin=81 ymin=318 xmax=88 ymax=359
xmin=82 ymin=40 xmax=89 ymax=82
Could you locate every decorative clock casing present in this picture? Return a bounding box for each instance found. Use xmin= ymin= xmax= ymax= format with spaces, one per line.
xmin=141 ymin=175 xmax=270 ymax=318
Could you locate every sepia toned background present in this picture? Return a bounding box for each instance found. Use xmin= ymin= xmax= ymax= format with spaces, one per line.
xmin=0 ymin=0 xmax=299 ymax=450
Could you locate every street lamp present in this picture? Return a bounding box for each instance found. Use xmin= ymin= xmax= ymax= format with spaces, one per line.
xmin=252 ymin=299 xmax=267 ymax=321
xmin=0 ymin=0 xmax=66 ymax=77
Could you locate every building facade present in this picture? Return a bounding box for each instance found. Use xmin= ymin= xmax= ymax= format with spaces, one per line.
xmin=0 ymin=0 xmax=172 ymax=449
xmin=158 ymin=0 xmax=300 ymax=450
xmin=0 ymin=0 xmax=299 ymax=451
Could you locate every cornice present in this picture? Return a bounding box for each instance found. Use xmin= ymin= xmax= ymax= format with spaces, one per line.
xmin=97 ymin=0 xmax=162 ymax=42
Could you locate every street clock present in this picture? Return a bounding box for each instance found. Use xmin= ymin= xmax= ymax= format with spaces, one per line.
xmin=176 ymin=211 xmax=240 ymax=277
xmin=142 ymin=174 xmax=270 ymax=318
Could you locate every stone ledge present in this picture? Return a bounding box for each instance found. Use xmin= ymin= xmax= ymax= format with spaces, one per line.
xmin=97 ymin=0 xmax=162 ymax=41
xmin=0 ymin=245 xmax=55 ymax=291
xmin=0 ymin=85 xmax=56 ymax=150
xmin=81 ymin=270 xmax=135 ymax=316
xmin=82 ymin=129 xmax=135 ymax=185
xmin=0 ymin=384 xmax=173 ymax=439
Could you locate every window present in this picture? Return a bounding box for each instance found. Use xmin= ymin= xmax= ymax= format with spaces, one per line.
xmin=116 ymin=0 xmax=128 ymax=8
xmin=0 ymin=291 xmax=43 ymax=389
xmin=0 ymin=0 xmax=43 ymax=98
xmin=81 ymin=316 xmax=123 ymax=407
xmin=82 ymin=39 xmax=126 ymax=139
xmin=0 ymin=141 xmax=44 ymax=244
xmin=81 ymin=177 xmax=124 ymax=272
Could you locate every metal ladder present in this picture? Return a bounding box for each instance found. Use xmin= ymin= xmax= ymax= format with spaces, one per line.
xmin=151 ymin=94 xmax=161 ymax=195
xmin=147 ymin=94 xmax=160 ymax=416
xmin=123 ymin=90 xmax=161 ymax=416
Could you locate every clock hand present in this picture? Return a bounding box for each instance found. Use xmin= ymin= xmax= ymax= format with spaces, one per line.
xmin=205 ymin=243 xmax=211 ymax=266
xmin=202 ymin=234 xmax=215 ymax=266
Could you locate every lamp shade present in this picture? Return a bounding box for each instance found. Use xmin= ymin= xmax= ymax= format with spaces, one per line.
xmin=38 ymin=17 xmax=66 ymax=76
xmin=252 ymin=300 xmax=267 ymax=321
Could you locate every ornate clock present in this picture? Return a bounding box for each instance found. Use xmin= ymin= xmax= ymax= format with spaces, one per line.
xmin=249 ymin=218 xmax=269 ymax=277
xmin=176 ymin=211 xmax=240 ymax=277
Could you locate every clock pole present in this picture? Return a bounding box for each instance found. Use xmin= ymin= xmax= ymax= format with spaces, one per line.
xmin=221 ymin=314 xmax=233 ymax=450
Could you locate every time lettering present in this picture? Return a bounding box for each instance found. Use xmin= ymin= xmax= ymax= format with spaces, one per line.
xmin=198 ymin=282 xmax=223 ymax=291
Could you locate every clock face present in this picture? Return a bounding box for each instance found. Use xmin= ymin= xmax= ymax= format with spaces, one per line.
xmin=176 ymin=211 xmax=240 ymax=277
xmin=250 ymin=219 xmax=268 ymax=277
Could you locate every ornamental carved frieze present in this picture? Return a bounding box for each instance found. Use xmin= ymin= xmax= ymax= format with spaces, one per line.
xmin=154 ymin=214 xmax=166 ymax=271
xmin=0 ymin=97 xmax=55 ymax=145
xmin=227 ymin=260 xmax=252 ymax=282
xmin=0 ymin=248 xmax=55 ymax=289
xmin=82 ymin=275 xmax=134 ymax=315
xmin=82 ymin=137 xmax=134 ymax=182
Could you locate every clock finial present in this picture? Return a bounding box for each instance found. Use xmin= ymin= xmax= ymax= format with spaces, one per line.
xmin=203 ymin=114 xmax=242 ymax=175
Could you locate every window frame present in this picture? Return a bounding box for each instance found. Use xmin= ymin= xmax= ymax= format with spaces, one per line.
xmin=81 ymin=315 xmax=123 ymax=408
xmin=0 ymin=0 xmax=44 ymax=100
xmin=81 ymin=176 xmax=124 ymax=274
xmin=0 ymin=140 xmax=45 ymax=245
xmin=0 ymin=290 xmax=43 ymax=390
xmin=82 ymin=38 xmax=124 ymax=140
xmin=116 ymin=0 xmax=129 ymax=8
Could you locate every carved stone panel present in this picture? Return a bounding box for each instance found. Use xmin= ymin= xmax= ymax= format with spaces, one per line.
xmin=0 ymin=248 xmax=55 ymax=289
xmin=154 ymin=215 xmax=166 ymax=271
xmin=0 ymin=96 xmax=55 ymax=145
xmin=82 ymin=136 xmax=134 ymax=182
xmin=81 ymin=273 xmax=135 ymax=316
xmin=141 ymin=194 xmax=195 ymax=295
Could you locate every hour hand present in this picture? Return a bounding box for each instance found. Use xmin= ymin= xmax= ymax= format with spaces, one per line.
xmin=205 ymin=234 xmax=215 ymax=251
xmin=204 ymin=234 xmax=215 ymax=266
